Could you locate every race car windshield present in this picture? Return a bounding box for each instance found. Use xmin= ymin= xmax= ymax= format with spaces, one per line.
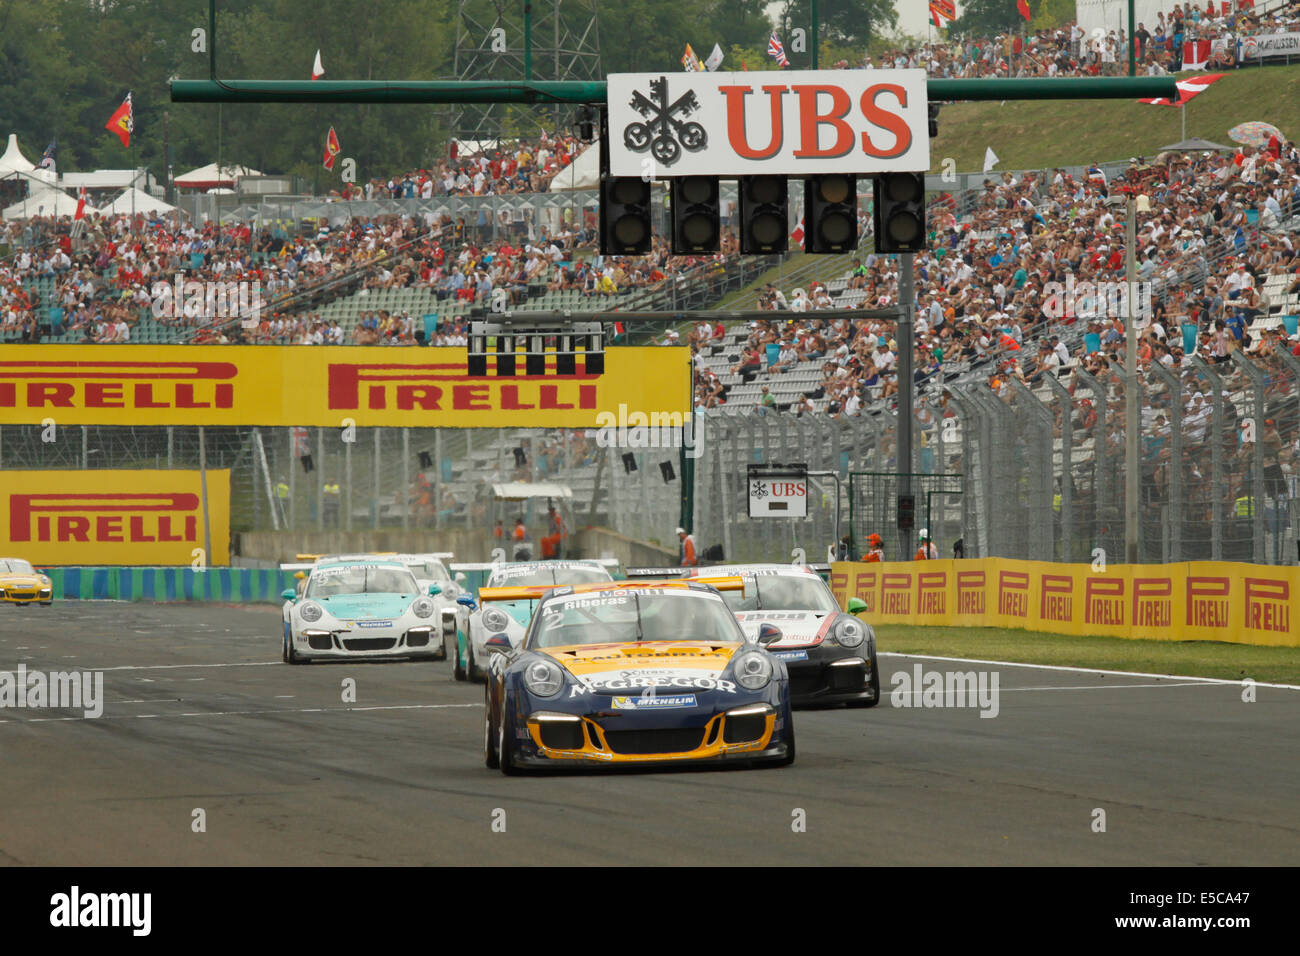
xmin=532 ymin=591 xmax=743 ymax=648
xmin=488 ymin=566 xmax=611 ymax=588
xmin=410 ymin=561 xmax=451 ymax=582
xmin=0 ymin=559 xmax=35 ymax=575
xmin=722 ymin=574 xmax=839 ymax=612
xmin=307 ymin=566 xmax=418 ymax=598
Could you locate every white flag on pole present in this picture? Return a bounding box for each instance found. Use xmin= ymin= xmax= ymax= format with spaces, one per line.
xmin=704 ymin=43 xmax=725 ymax=71
xmin=312 ymin=49 xmax=325 ymax=80
xmin=983 ymin=147 xmax=1000 ymax=173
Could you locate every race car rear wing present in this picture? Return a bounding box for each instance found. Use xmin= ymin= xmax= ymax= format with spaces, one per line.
xmin=624 ymin=567 xmax=688 ymax=578
xmin=630 ymin=564 xmax=832 ymax=578
xmin=450 ymin=558 xmax=621 ymax=573
xmin=478 ymin=576 xmax=746 ymax=603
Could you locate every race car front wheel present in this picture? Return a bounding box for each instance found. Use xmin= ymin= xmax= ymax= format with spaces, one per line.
xmin=484 ymin=683 xmax=500 ymax=769
xmin=448 ymin=626 xmax=466 ymax=680
xmin=499 ymin=696 xmax=522 ymax=776
xmin=777 ymin=704 xmax=797 ymax=767
xmin=286 ymin=630 xmax=306 ymax=665
xmin=467 ymin=641 xmax=483 ymax=683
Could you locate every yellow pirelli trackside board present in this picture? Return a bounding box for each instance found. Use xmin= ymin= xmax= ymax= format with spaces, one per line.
xmin=1 ymin=470 xmax=231 ymax=566
xmin=0 ymin=345 xmax=691 ymax=428
xmin=830 ymin=559 xmax=1298 ymax=647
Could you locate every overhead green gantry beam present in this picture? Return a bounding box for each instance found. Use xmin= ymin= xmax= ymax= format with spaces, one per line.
xmin=171 ymin=76 xmax=1179 ymax=105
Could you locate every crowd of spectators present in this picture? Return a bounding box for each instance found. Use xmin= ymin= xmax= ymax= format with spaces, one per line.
xmin=859 ymin=1 xmax=1300 ymax=79
xmin=333 ymin=129 xmax=585 ymax=202
xmin=1 ymin=192 xmax=735 ymax=345
xmin=696 ymin=139 xmax=1300 ymax=422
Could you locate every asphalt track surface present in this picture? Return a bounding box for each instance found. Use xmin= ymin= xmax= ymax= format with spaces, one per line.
xmin=0 ymin=601 xmax=1296 ymax=866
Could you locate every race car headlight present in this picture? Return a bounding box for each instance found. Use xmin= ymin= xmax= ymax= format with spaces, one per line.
xmin=411 ymin=597 xmax=435 ymax=619
xmin=481 ymin=606 xmax=511 ymax=633
xmin=522 ymin=659 xmax=564 ymax=698
xmin=834 ymin=616 xmax=866 ymax=648
xmin=732 ymin=649 xmax=773 ymax=691
xmin=299 ymin=601 xmax=324 ymax=623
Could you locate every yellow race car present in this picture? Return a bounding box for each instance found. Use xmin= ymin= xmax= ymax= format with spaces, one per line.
xmin=0 ymin=558 xmax=54 ymax=606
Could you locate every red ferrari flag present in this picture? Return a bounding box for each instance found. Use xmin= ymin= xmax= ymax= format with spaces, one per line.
xmin=1017 ymin=0 xmax=1032 ymax=20
xmin=105 ymin=93 xmax=133 ymax=148
xmin=323 ymin=126 xmax=341 ymax=170
xmin=74 ymin=186 xmax=87 ymax=221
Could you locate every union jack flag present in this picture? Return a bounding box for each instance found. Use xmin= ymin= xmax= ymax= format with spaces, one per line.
xmin=768 ymin=32 xmax=788 ymax=68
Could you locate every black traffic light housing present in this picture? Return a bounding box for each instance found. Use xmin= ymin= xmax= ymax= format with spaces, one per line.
xmin=670 ymin=176 xmax=720 ymax=255
xmin=804 ymin=174 xmax=858 ymax=254
xmin=739 ymin=175 xmax=788 ymax=255
xmin=873 ymin=172 xmax=926 ymax=254
xmin=600 ymin=176 xmax=653 ymax=255
xmin=897 ymin=493 xmax=916 ymax=531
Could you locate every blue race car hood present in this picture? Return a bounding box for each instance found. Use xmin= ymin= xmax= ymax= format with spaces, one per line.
xmin=318 ymin=593 xmax=414 ymax=620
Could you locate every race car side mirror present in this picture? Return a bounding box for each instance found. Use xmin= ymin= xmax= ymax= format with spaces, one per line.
xmin=281 ymin=589 xmax=296 ymax=601
xmin=457 ymin=595 xmax=477 ymax=609
xmin=485 ymin=633 xmax=512 ymax=654
xmin=757 ymin=623 xmax=782 ymax=646
xmin=847 ymin=597 xmax=868 ymax=614
xmin=428 ymin=584 xmax=442 ymax=596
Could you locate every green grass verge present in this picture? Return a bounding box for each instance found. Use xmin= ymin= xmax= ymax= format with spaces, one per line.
xmin=930 ymin=64 xmax=1300 ymax=173
xmin=874 ymin=624 xmax=1300 ymax=685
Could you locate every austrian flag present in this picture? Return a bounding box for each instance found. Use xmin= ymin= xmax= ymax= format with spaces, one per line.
xmin=1139 ymin=72 xmax=1226 ymax=106
xmin=105 ymin=93 xmax=133 ymax=148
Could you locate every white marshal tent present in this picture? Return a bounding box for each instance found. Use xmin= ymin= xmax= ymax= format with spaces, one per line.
xmin=1 ymin=185 xmax=94 ymax=220
xmin=174 ymin=163 xmax=262 ymax=190
xmin=0 ymin=134 xmax=36 ymax=176
xmin=547 ymin=144 xmax=599 ymax=192
xmin=103 ymin=187 xmax=177 ymax=216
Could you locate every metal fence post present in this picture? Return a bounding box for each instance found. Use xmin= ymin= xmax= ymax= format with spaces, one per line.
xmin=1230 ymin=351 xmax=1268 ymax=564
xmin=402 ymin=428 xmax=410 ymax=533
xmin=1042 ymin=372 xmax=1076 ymax=562
xmin=1190 ymin=357 xmax=1225 ymax=562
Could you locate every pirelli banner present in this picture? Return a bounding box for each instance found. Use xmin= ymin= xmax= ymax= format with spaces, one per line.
xmin=2 ymin=470 xmax=231 ymax=566
xmin=830 ymin=559 xmax=1297 ymax=648
xmin=0 ymin=345 xmax=690 ymax=428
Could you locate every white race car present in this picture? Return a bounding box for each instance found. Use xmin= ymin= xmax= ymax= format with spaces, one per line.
xmin=447 ymin=559 xmax=617 ymax=682
xmin=280 ymin=557 xmax=443 ymax=663
xmin=684 ymin=564 xmax=880 ymax=707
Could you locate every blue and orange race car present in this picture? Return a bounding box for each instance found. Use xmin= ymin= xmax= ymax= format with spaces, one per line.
xmin=482 ymin=578 xmax=795 ymax=773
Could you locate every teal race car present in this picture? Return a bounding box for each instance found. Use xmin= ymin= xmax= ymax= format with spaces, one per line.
xmin=445 ymin=559 xmax=617 ymax=682
xmin=281 ymin=558 xmax=443 ymax=663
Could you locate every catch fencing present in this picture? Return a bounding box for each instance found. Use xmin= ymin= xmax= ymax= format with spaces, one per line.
xmin=2 ymin=342 xmax=1296 ymax=567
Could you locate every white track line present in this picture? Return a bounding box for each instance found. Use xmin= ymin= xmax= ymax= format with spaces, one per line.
xmin=0 ymin=702 xmax=480 ymax=725
xmin=96 ymin=661 xmax=282 ymax=672
xmin=879 ymin=652 xmax=1300 ymax=691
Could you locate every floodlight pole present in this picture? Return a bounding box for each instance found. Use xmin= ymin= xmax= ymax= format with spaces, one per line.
xmin=898 ymin=253 xmax=915 ymax=561
xmin=811 ymin=0 xmax=819 ymax=69
xmin=1129 ymin=0 xmax=1136 ymax=76
xmin=1125 ymin=193 xmax=1139 ymax=564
